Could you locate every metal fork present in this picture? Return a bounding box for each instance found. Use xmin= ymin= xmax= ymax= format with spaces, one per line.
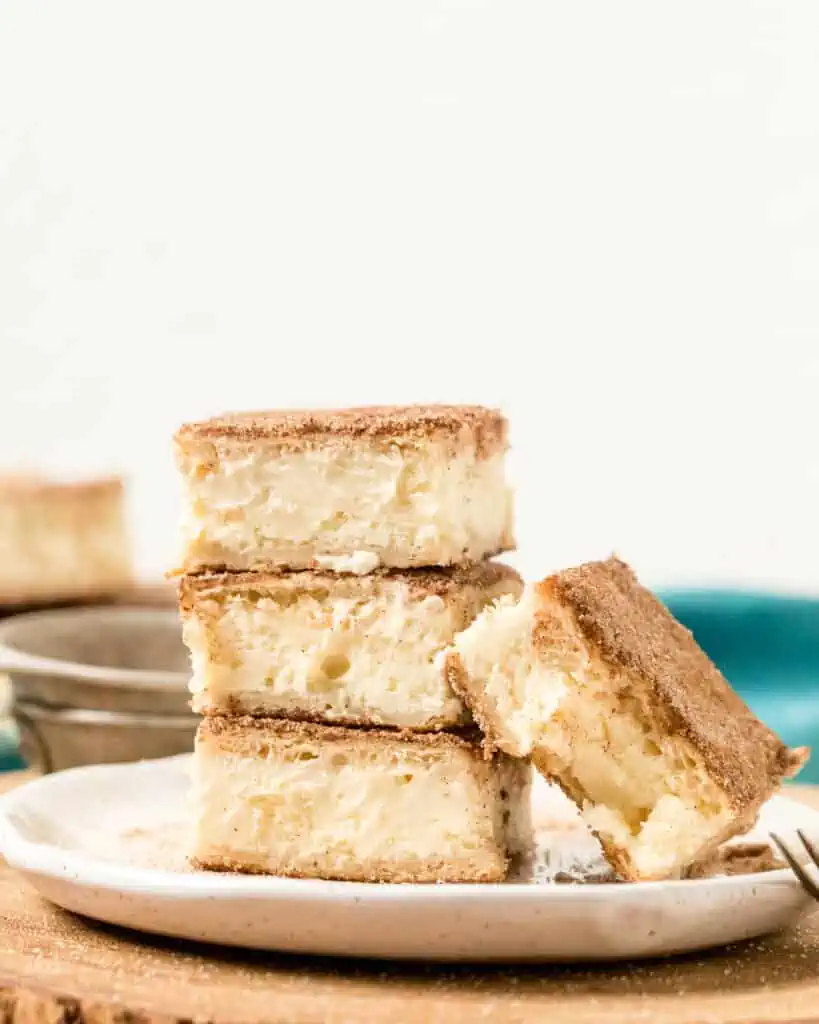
xmin=771 ymin=830 xmax=819 ymax=899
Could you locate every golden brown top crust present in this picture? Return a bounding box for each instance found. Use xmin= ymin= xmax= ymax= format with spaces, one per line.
xmin=199 ymin=715 xmax=486 ymax=754
xmin=0 ymin=474 xmax=124 ymax=500
xmin=178 ymin=561 xmax=521 ymax=611
xmin=541 ymin=557 xmax=805 ymax=809
xmin=175 ymin=405 xmax=507 ymax=457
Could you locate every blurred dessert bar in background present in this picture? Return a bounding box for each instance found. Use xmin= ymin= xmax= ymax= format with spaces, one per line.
xmin=0 ymin=475 xmax=132 ymax=607
xmin=173 ymin=405 xmax=514 ymax=574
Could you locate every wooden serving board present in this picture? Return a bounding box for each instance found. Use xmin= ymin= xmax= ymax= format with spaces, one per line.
xmin=1 ymin=772 xmax=819 ymax=1024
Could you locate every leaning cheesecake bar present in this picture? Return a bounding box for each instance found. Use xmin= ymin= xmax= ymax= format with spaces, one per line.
xmin=192 ymin=717 xmax=532 ymax=883
xmin=0 ymin=475 xmax=132 ymax=606
xmin=174 ymin=405 xmax=514 ymax=573
xmin=445 ymin=557 xmax=807 ymax=881
xmin=179 ymin=562 xmax=522 ymax=728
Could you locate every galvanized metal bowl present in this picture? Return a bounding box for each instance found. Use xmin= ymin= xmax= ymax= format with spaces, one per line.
xmin=0 ymin=606 xmax=195 ymax=773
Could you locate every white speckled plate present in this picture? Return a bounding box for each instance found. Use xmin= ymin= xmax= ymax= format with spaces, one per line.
xmin=0 ymin=756 xmax=816 ymax=962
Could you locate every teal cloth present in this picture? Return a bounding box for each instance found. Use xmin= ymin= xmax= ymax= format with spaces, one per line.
xmin=0 ymin=750 xmax=24 ymax=772
xmin=0 ymin=722 xmax=23 ymax=773
xmin=662 ymin=590 xmax=819 ymax=784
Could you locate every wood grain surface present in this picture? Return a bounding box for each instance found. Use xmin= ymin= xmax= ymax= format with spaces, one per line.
xmin=1 ymin=771 xmax=818 ymax=1024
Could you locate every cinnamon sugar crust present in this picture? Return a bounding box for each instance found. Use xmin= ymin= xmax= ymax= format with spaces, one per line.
xmin=445 ymin=654 xmax=502 ymax=758
xmin=176 ymin=405 xmax=507 ymax=458
xmin=189 ymin=852 xmax=506 ymax=885
xmin=541 ymin=557 xmax=804 ymax=811
xmin=205 ymin=696 xmax=471 ymax=732
xmin=199 ymin=715 xmax=486 ymax=756
xmin=170 ymin=543 xmax=512 ymax=580
xmin=179 ymin=561 xmax=521 ymax=609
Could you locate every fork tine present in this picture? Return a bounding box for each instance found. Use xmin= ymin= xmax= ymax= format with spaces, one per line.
xmin=771 ymin=833 xmax=819 ymax=900
xmin=796 ymin=829 xmax=819 ymax=870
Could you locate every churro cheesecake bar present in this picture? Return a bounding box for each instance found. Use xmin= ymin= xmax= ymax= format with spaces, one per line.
xmin=179 ymin=562 xmax=522 ymax=728
xmin=0 ymin=475 xmax=132 ymax=606
xmin=446 ymin=557 xmax=807 ymax=881
xmin=192 ymin=717 xmax=532 ymax=883
xmin=174 ymin=405 xmax=514 ymax=574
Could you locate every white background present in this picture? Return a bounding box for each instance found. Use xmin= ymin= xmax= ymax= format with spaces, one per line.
xmin=0 ymin=1 xmax=817 ymax=588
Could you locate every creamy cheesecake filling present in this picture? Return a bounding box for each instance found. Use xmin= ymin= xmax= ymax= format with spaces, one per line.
xmin=192 ymin=725 xmax=532 ymax=881
xmin=313 ymin=551 xmax=381 ymax=575
xmin=176 ymin=441 xmax=513 ymax=571
xmin=185 ymin=589 xmax=466 ymax=726
xmin=451 ymin=585 xmax=736 ymax=879
xmin=453 ymin=588 xmax=566 ymax=757
xmin=183 ymin=571 xmax=520 ymax=727
xmin=534 ymin=662 xmax=734 ymax=879
xmin=196 ymin=749 xmax=490 ymax=865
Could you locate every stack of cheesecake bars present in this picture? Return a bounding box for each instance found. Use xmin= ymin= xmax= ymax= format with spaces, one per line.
xmin=175 ymin=405 xmax=805 ymax=884
xmin=175 ymin=405 xmax=531 ymax=882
